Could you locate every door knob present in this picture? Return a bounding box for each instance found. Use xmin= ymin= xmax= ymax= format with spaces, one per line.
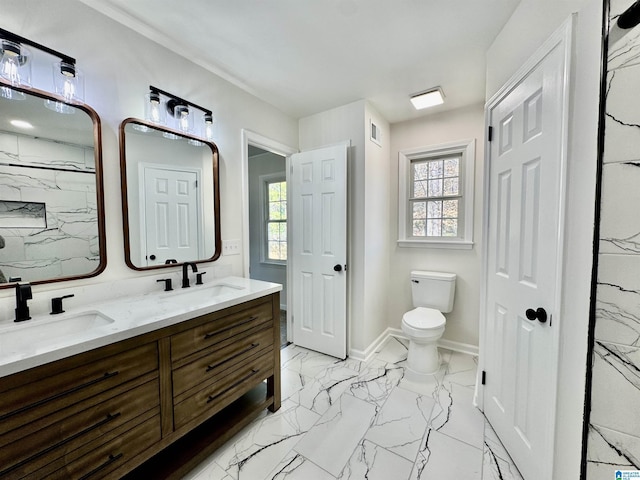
xmin=333 ymin=264 xmax=343 ymax=272
xmin=149 ymin=254 xmax=156 ymax=260
xmin=525 ymin=307 xmax=547 ymax=323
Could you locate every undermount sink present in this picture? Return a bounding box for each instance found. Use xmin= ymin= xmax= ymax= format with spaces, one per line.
xmin=0 ymin=311 xmax=115 ymax=356
xmin=160 ymin=283 xmax=246 ymax=305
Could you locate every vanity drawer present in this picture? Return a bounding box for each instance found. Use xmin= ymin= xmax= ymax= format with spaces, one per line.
xmin=171 ymin=300 xmax=273 ymax=362
xmin=174 ymin=350 xmax=274 ymax=430
xmin=0 ymin=378 xmax=159 ymax=477
xmin=172 ymin=326 xmax=273 ymax=398
xmin=22 ymin=414 xmax=162 ymax=480
xmin=0 ymin=342 xmax=158 ymax=436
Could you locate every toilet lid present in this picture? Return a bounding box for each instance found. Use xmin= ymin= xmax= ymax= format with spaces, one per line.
xmin=402 ymin=307 xmax=446 ymax=329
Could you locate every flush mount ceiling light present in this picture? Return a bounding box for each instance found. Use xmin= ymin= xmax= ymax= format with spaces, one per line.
xmin=410 ymin=87 xmax=445 ymax=110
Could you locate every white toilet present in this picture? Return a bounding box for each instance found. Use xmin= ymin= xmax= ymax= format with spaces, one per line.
xmin=401 ymin=270 xmax=456 ymax=378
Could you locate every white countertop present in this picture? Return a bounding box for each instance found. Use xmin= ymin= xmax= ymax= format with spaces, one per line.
xmin=0 ymin=276 xmax=281 ymax=378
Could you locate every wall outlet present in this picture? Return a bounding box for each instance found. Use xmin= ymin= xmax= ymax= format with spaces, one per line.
xmin=222 ymin=239 xmax=241 ymax=256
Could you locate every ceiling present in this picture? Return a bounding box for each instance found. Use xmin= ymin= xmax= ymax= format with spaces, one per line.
xmin=80 ymin=0 xmax=521 ymax=124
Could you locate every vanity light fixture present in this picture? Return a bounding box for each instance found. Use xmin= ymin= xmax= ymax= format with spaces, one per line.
xmin=0 ymin=27 xmax=83 ymax=110
xmin=148 ymin=85 xmax=215 ymax=143
xmin=410 ymin=87 xmax=445 ymax=110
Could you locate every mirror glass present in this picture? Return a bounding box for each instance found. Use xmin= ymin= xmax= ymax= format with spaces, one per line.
xmin=119 ymin=118 xmax=221 ymax=270
xmin=0 ymin=85 xmax=105 ymax=287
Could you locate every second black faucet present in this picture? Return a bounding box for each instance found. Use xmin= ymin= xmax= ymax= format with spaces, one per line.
xmin=182 ymin=262 xmax=198 ymax=288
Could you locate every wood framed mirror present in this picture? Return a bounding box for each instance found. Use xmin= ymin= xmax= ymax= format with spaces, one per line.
xmin=0 ymin=83 xmax=106 ymax=288
xmin=119 ymin=118 xmax=221 ymax=270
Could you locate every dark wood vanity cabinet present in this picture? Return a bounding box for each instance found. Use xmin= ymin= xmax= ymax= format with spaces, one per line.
xmin=0 ymin=292 xmax=280 ymax=480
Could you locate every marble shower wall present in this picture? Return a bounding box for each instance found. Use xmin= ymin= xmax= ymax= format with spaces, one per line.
xmin=586 ymin=0 xmax=640 ymax=476
xmin=0 ymin=131 xmax=98 ymax=283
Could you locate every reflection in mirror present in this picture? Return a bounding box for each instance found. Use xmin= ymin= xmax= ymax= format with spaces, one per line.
xmin=119 ymin=118 xmax=221 ymax=270
xmin=0 ymin=84 xmax=105 ymax=287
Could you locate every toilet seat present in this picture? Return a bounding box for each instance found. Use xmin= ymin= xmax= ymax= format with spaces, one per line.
xmin=402 ymin=307 xmax=446 ymax=337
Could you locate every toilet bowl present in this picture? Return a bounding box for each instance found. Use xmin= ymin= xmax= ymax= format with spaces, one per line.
xmin=402 ymin=307 xmax=446 ymax=376
xmin=402 ymin=271 xmax=456 ymax=379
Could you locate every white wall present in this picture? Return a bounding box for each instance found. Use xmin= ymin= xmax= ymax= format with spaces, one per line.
xmin=0 ymin=0 xmax=298 ymax=318
xmin=299 ymin=100 xmax=391 ymax=354
xmin=388 ymin=104 xmax=485 ymax=348
xmin=248 ymin=152 xmax=287 ymax=309
xmin=485 ymin=0 xmax=602 ymax=478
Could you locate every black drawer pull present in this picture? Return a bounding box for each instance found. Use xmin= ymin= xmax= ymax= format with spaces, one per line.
xmin=206 ymin=369 xmax=260 ymax=404
xmin=204 ymin=315 xmax=259 ymax=339
xmin=205 ymin=343 xmax=260 ymax=373
xmin=0 ymin=371 xmax=120 ymax=422
xmin=0 ymin=412 xmax=122 ymax=477
xmin=79 ymin=452 xmax=124 ymax=480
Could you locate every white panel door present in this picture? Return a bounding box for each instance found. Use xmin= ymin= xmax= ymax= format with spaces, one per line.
xmin=483 ymin=22 xmax=570 ymax=480
xmin=143 ymin=166 xmax=200 ymax=266
xmin=291 ymin=144 xmax=347 ymax=359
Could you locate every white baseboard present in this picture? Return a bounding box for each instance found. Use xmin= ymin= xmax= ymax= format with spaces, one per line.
xmin=355 ymin=328 xmax=478 ymax=358
xmin=348 ymin=327 xmax=393 ymax=363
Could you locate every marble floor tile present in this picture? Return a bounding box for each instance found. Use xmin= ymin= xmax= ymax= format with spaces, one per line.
xmin=430 ymin=381 xmax=485 ymax=449
xmin=445 ymin=350 xmax=479 ymax=388
xmin=374 ymin=336 xmax=409 ymax=364
xmin=212 ymin=400 xmax=320 ymax=480
xmin=337 ymin=440 xmax=413 ymax=480
xmin=410 ymin=429 xmax=483 ymax=479
xmin=364 ymin=386 xmax=434 ymax=460
xmin=482 ymin=420 xmax=524 ymax=480
xmin=266 ymin=453 xmax=336 ymax=480
xmin=294 ymin=394 xmax=377 ymax=477
xmin=186 ymin=343 xmax=520 ymax=480
xmin=348 ymin=358 xmax=405 ymax=407
xmin=290 ymin=365 xmax=361 ymax=415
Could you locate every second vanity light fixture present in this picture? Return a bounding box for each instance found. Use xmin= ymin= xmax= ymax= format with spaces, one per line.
xmin=144 ymin=85 xmax=215 ymax=142
xmin=0 ymin=27 xmax=83 ymax=112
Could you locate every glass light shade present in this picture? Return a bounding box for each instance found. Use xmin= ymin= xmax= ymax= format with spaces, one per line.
xmin=0 ymin=85 xmax=26 ymax=101
xmin=410 ymin=88 xmax=444 ymax=110
xmin=0 ymin=41 xmax=32 ymax=89
xmin=144 ymin=92 xmax=165 ymax=125
xmin=204 ymin=113 xmax=215 ymax=141
xmin=175 ymin=104 xmax=191 ymax=134
xmin=52 ymin=61 xmax=84 ymax=104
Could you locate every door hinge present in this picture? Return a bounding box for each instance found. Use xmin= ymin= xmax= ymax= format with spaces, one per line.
xmin=487 ymin=126 xmax=493 ymax=142
xmin=481 ymin=370 xmax=486 ymax=385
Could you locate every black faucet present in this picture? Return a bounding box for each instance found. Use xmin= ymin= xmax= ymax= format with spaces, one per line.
xmin=15 ymin=283 xmax=32 ymax=322
xmin=182 ymin=262 xmax=198 ymax=288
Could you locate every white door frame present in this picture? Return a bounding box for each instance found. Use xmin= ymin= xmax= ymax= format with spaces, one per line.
xmin=241 ymin=129 xmax=297 ymax=339
xmin=477 ymin=15 xmax=573 ymax=474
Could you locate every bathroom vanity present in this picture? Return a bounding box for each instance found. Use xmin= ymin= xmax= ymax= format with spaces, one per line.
xmin=0 ymin=278 xmax=281 ymax=479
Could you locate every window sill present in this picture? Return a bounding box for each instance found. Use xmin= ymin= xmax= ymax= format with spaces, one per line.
xmin=397 ymin=239 xmax=474 ymax=250
xmin=260 ymin=260 xmax=287 ymax=267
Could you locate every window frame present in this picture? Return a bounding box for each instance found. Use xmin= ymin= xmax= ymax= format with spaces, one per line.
xmin=398 ymin=139 xmax=475 ymax=249
xmin=260 ymin=172 xmax=287 ymax=265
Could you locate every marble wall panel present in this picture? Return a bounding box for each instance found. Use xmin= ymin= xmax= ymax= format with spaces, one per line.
xmin=599 ymin=163 xmax=640 ymax=254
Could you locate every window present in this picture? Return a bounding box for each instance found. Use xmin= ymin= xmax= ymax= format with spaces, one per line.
xmin=398 ymin=139 xmax=475 ymax=249
xmin=265 ymin=177 xmax=287 ymax=262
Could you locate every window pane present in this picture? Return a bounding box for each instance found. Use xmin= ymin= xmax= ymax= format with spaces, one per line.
xmin=413 ymin=219 xmax=426 ymax=236
xmin=427 ymin=200 xmax=442 ymax=218
xmin=279 ymin=222 xmax=287 ymax=239
xmin=268 ymin=241 xmax=279 ymax=259
xmin=279 ymin=242 xmax=287 ymax=260
xmin=443 ymin=199 xmax=458 ymax=218
xmin=443 ymin=219 xmax=458 ymax=237
xmin=267 ymin=222 xmax=279 ymax=240
xmin=427 ymin=219 xmax=442 ymax=236
xmin=428 ymin=179 xmax=443 ymax=197
xmin=412 ymin=201 xmax=426 ymax=219
xmin=444 ymin=178 xmax=459 ymax=196
xmin=444 ymin=158 xmax=459 ymax=177
xmin=279 ymin=181 xmax=287 ymax=198
xmin=279 ymin=201 xmax=287 ymax=220
xmin=414 ymin=162 xmax=429 ymax=181
xmin=269 ymin=202 xmax=282 ymax=220
xmin=428 ymin=160 xmax=443 ymax=179
xmin=413 ymin=180 xmax=427 ymax=198
xmin=268 ymin=183 xmax=281 ymax=201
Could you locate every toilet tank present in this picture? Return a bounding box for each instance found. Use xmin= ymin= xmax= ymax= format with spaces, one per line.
xmin=410 ymin=270 xmax=456 ymax=313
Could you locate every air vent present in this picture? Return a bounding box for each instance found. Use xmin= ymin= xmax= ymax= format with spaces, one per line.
xmin=370 ymin=119 xmax=382 ymax=146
